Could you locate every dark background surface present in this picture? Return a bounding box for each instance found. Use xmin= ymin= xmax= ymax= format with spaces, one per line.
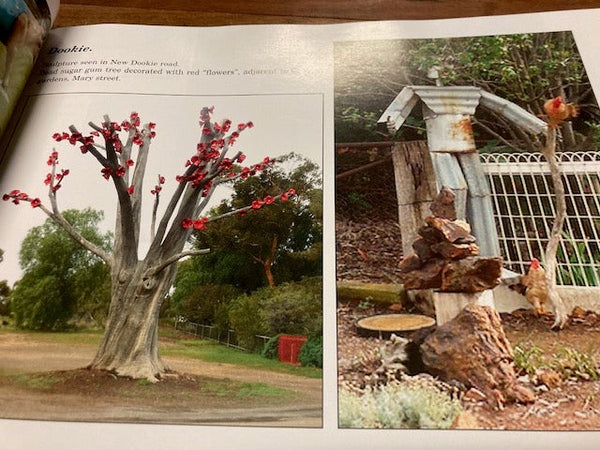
xmin=55 ymin=0 xmax=600 ymax=27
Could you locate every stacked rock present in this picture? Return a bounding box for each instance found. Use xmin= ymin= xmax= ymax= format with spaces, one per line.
xmin=398 ymin=187 xmax=502 ymax=293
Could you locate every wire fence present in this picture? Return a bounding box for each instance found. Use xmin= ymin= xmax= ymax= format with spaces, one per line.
xmin=173 ymin=316 xmax=271 ymax=353
xmin=480 ymin=151 xmax=600 ymax=286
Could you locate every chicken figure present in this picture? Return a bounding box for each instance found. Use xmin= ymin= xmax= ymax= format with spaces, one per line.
xmin=520 ymin=258 xmax=548 ymax=315
xmin=543 ymin=96 xmax=578 ymax=129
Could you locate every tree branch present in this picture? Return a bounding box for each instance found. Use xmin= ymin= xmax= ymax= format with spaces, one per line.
xmin=145 ymin=248 xmax=210 ymax=277
xmin=38 ymin=202 xmax=112 ymax=266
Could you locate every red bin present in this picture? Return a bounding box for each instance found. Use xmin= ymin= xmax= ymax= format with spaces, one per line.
xmin=278 ymin=335 xmax=307 ymax=365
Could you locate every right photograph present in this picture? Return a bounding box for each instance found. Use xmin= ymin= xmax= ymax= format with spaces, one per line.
xmin=335 ymin=31 xmax=600 ymax=430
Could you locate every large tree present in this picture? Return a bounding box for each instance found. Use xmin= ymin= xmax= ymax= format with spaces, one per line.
xmin=192 ymin=152 xmax=322 ymax=288
xmin=10 ymin=208 xmax=111 ymax=329
xmin=2 ymin=107 xmax=295 ymax=380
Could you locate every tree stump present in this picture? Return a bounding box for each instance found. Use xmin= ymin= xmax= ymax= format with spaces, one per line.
xmin=356 ymin=314 xmax=435 ymax=339
xmin=420 ymin=304 xmax=535 ymax=407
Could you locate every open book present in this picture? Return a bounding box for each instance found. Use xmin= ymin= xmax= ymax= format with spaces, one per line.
xmin=2 ymin=4 xmax=600 ymax=449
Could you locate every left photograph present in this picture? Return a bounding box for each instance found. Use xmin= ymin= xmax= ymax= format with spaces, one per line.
xmin=0 ymin=93 xmax=323 ymax=427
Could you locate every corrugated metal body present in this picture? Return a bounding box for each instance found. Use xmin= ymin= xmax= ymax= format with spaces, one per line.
xmin=413 ymin=86 xmax=481 ymax=116
xmin=424 ymin=108 xmax=476 ymax=153
xmin=460 ymin=153 xmax=500 ymax=256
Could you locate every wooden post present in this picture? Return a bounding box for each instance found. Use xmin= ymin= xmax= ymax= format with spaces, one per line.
xmin=391 ymin=141 xmax=437 ymax=257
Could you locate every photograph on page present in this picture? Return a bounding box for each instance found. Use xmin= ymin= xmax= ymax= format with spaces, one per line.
xmin=0 ymin=92 xmax=323 ymax=427
xmin=334 ymin=30 xmax=600 ymax=430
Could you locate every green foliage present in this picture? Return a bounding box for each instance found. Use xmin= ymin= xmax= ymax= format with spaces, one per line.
xmin=172 ymin=281 xmax=241 ymax=327
xmin=228 ymin=277 xmax=322 ymax=351
xmin=357 ymin=297 xmax=375 ymax=312
xmin=172 ymin=250 xmax=264 ymax=301
xmin=0 ymin=279 xmax=10 ymax=317
xmin=228 ymin=293 xmax=265 ymax=351
xmin=259 ymin=277 xmax=323 ymax=336
xmin=162 ymin=338 xmax=322 ymax=379
xmin=298 ymin=334 xmax=322 ymax=368
xmin=261 ymin=334 xmax=281 ymax=360
xmin=334 ymin=32 xmax=599 ymax=152
xmin=191 ymin=152 xmax=322 ymax=288
xmin=513 ymin=341 xmax=599 ymax=381
xmin=339 ymin=384 xmax=462 ymax=429
xmin=11 ymin=208 xmax=112 ymax=330
xmin=336 ymin=106 xmax=386 ymax=142
xmin=557 ymin=232 xmax=600 ymax=286
xmin=551 ymin=347 xmax=599 ymax=381
xmin=513 ymin=341 xmax=546 ymax=376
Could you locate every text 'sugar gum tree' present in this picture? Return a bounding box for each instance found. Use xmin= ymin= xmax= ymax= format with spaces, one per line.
xmin=3 ymin=106 xmax=296 ymax=381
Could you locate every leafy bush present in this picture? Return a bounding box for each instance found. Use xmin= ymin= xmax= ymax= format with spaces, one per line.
xmin=260 ymin=277 xmax=322 ymax=336
xmin=339 ymin=383 xmax=462 ymax=429
xmin=298 ymin=334 xmax=322 ymax=368
xmin=513 ymin=341 xmax=546 ymax=376
xmin=551 ymin=347 xmax=599 ymax=381
xmin=262 ymin=334 xmax=281 ymax=359
xmin=228 ymin=277 xmax=322 ymax=352
xmin=228 ymin=294 xmax=265 ymax=351
xmin=514 ymin=342 xmax=600 ymax=382
xmin=177 ymin=284 xmax=241 ymax=325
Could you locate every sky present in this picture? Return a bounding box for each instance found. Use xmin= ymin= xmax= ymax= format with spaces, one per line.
xmin=0 ymin=92 xmax=323 ymax=285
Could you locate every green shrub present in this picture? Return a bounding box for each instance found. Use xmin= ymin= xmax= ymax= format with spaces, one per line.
xmin=260 ymin=277 xmax=322 ymax=336
xmin=551 ymin=347 xmax=599 ymax=381
xmin=514 ymin=342 xmax=599 ymax=381
xmin=229 ymin=294 xmax=265 ymax=351
xmin=339 ymin=383 xmax=462 ymax=429
xmin=262 ymin=334 xmax=281 ymax=359
xmin=176 ymin=284 xmax=241 ymax=324
xmin=299 ymin=335 xmax=322 ymax=368
xmin=513 ymin=341 xmax=546 ymax=376
xmin=228 ymin=277 xmax=322 ymax=352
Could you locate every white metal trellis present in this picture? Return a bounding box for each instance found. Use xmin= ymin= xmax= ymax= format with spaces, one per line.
xmin=481 ymin=151 xmax=600 ymax=287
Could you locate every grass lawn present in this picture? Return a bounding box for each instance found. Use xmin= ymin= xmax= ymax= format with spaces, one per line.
xmin=0 ymin=324 xmax=322 ymax=379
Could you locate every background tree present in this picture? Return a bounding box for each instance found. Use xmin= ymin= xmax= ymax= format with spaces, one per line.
xmin=0 ymin=280 xmax=10 ymax=317
xmin=228 ymin=277 xmax=322 ymax=352
xmin=335 ymin=32 xmax=599 ymax=152
xmin=10 ymin=208 xmax=111 ymax=330
xmin=192 ymin=152 xmax=322 ymax=288
xmin=3 ymin=107 xmax=298 ymax=381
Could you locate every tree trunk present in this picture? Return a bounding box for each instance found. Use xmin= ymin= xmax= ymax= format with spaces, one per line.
xmin=541 ymin=129 xmax=569 ymax=330
xmin=253 ymin=235 xmax=278 ymax=288
xmin=88 ymin=264 xmax=176 ymax=381
xmin=264 ymin=261 xmax=275 ymax=288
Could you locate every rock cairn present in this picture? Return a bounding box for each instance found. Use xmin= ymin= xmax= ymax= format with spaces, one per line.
xmin=398 ymin=187 xmax=502 ymax=293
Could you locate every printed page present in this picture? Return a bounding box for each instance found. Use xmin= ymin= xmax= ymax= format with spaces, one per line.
xmin=2 ymin=7 xmax=600 ymax=449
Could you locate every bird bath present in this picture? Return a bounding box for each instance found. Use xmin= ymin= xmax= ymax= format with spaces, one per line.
xmin=356 ymin=313 xmax=436 ymax=339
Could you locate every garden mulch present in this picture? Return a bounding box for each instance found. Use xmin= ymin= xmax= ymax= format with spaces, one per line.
xmin=336 ymin=218 xmax=600 ymax=430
